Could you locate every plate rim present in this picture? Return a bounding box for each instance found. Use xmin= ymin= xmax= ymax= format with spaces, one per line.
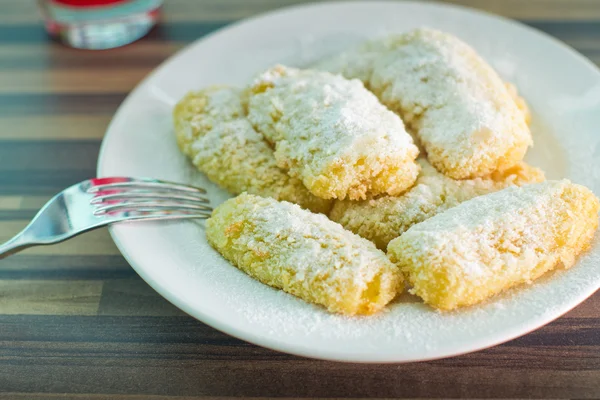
xmin=97 ymin=0 xmax=600 ymax=363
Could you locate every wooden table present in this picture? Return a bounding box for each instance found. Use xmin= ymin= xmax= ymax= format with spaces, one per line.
xmin=0 ymin=1 xmax=599 ymax=398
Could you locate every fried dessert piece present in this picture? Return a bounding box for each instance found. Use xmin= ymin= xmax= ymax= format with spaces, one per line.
xmin=246 ymin=65 xmax=420 ymax=200
xmin=173 ymin=86 xmax=332 ymax=214
xmin=206 ymin=193 xmax=403 ymax=315
xmin=387 ymin=180 xmax=600 ymax=311
xmin=369 ymin=28 xmax=532 ymax=179
xmin=329 ymin=159 xmax=545 ymax=250
xmin=316 ymin=35 xmax=532 ymax=127
xmin=173 ymin=86 xmax=245 ymax=157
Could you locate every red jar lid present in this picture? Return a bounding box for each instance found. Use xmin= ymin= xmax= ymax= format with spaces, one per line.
xmin=50 ymin=0 xmax=129 ymax=7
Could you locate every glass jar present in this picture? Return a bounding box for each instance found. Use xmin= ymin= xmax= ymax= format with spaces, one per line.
xmin=39 ymin=0 xmax=163 ymax=50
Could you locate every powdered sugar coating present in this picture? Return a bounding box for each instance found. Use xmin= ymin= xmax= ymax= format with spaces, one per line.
xmin=315 ymin=36 xmax=398 ymax=86
xmin=388 ymin=180 xmax=600 ymax=310
xmin=246 ymin=65 xmax=420 ymax=200
xmin=330 ymin=158 xmax=545 ymax=250
xmin=369 ymin=28 xmax=532 ymax=179
xmin=316 ymin=32 xmax=532 ymax=130
xmin=173 ymin=87 xmax=331 ymax=214
xmin=206 ymin=193 xmax=403 ymax=315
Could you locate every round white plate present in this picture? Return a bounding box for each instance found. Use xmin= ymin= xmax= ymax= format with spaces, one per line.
xmin=97 ymin=1 xmax=600 ymax=362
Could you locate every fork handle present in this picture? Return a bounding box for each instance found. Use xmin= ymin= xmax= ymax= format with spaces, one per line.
xmin=0 ymin=233 xmax=35 ymax=259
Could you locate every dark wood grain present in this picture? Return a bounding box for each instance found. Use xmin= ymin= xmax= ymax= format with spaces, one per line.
xmin=0 ymin=0 xmax=599 ymax=398
xmin=0 ymin=315 xmax=599 ymax=397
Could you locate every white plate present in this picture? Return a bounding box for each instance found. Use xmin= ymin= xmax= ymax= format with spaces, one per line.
xmin=97 ymin=1 xmax=600 ymax=362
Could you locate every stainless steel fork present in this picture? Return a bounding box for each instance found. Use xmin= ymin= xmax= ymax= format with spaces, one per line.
xmin=0 ymin=177 xmax=212 ymax=259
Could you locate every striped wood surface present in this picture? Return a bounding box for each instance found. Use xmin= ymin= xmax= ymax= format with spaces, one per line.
xmin=0 ymin=0 xmax=599 ymax=398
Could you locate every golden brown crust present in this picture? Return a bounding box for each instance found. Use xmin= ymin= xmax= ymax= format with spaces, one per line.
xmin=369 ymin=28 xmax=532 ymax=179
xmin=317 ymin=29 xmax=534 ymax=179
xmin=173 ymin=86 xmax=332 ymax=214
xmin=246 ymin=65 xmax=420 ymax=200
xmin=329 ymin=159 xmax=545 ymax=250
xmin=206 ymin=193 xmax=403 ymax=315
xmin=387 ymin=180 xmax=600 ymax=310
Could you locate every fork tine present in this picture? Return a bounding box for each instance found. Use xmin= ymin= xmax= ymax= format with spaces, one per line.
xmin=90 ymin=192 xmax=210 ymax=204
xmin=114 ymin=212 xmax=212 ymax=221
xmin=88 ymin=180 xmax=207 ymax=194
xmin=94 ymin=201 xmax=213 ymax=216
